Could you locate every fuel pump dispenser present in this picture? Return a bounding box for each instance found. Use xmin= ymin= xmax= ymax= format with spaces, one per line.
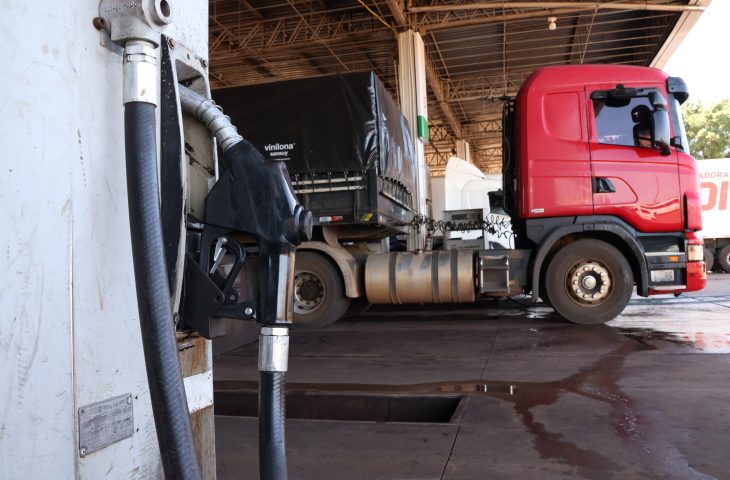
xmin=99 ymin=1 xmax=311 ymax=478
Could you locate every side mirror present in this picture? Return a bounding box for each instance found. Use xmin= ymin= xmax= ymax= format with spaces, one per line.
xmin=667 ymin=77 xmax=689 ymax=104
xmin=652 ymin=108 xmax=672 ymax=156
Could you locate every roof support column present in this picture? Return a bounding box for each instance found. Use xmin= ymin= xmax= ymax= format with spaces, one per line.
xmin=456 ymin=139 xmax=471 ymax=163
xmin=398 ymin=29 xmax=430 ymax=248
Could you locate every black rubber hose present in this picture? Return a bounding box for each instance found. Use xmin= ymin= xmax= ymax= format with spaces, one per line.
xmin=259 ymin=371 xmax=288 ymax=480
xmin=124 ymin=101 xmax=202 ymax=480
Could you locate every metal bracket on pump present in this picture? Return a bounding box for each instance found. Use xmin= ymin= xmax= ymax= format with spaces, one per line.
xmin=181 ymin=222 xmax=258 ymax=338
xmin=98 ymin=0 xmax=172 ymax=46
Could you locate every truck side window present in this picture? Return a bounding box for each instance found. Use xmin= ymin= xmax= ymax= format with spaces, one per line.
xmin=592 ymin=97 xmax=655 ymax=148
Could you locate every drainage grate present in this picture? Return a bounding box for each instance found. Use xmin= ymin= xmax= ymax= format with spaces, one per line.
xmin=215 ymin=391 xmax=461 ymax=423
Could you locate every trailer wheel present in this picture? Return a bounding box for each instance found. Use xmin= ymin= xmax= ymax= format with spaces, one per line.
xmin=704 ymin=247 xmax=715 ymax=272
xmin=545 ymin=239 xmax=633 ymax=324
xmin=717 ymin=245 xmax=730 ymax=273
xmin=292 ymin=252 xmax=351 ymax=330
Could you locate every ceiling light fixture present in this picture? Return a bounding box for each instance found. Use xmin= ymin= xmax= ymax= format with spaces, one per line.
xmin=548 ymin=16 xmax=557 ymax=30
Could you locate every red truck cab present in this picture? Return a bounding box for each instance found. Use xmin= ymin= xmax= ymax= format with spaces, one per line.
xmin=503 ymin=65 xmax=706 ymax=322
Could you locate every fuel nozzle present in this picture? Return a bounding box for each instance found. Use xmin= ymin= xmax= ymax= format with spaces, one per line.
xmin=204 ymin=137 xmax=312 ymax=325
xmin=203 ymin=125 xmax=309 ymax=480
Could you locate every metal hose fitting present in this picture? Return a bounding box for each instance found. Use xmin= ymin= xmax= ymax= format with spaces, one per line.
xmin=178 ymin=85 xmax=243 ymax=152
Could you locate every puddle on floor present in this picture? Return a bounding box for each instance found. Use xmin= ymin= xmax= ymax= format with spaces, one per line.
xmin=501 ymin=293 xmax=730 ymax=353
xmin=215 ymin=339 xmax=649 ymax=478
xmin=610 ymin=312 xmax=730 ymax=353
xmin=215 ymin=317 xmax=727 ymax=478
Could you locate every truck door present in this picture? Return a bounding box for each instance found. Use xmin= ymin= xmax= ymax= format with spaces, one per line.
xmin=587 ymin=84 xmax=682 ymax=233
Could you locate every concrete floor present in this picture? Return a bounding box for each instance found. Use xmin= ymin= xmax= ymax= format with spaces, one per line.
xmin=214 ymin=275 xmax=730 ymax=480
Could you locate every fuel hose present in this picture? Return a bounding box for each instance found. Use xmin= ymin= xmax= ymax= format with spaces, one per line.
xmin=123 ymin=40 xmax=201 ymax=480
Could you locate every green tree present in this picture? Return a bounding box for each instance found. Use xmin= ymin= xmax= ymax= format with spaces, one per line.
xmin=682 ymin=100 xmax=730 ymax=159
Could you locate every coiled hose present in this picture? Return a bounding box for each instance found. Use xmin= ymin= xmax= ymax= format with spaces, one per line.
xmin=259 ymin=372 xmax=288 ymax=480
xmin=125 ymin=101 xmax=202 ymax=480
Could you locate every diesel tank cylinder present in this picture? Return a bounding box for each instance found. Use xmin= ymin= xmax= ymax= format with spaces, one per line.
xmin=365 ymin=250 xmax=476 ymax=304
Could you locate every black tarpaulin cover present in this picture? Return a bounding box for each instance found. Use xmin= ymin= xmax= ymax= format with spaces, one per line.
xmin=212 ymin=71 xmax=417 ymax=202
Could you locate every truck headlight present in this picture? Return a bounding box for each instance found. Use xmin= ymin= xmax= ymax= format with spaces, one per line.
xmin=687 ymin=244 xmax=703 ymax=262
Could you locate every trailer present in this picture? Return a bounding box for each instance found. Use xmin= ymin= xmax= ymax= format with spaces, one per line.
xmin=698 ymin=158 xmax=730 ymax=271
xmin=215 ymin=67 xmax=707 ymax=329
xmin=214 ymin=72 xmax=417 ymax=238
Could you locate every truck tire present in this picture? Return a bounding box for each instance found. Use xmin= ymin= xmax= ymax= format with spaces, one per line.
xmin=718 ymin=245 xmax=730 ymax=273
xmin=704 ymin=247 xmax=715 ymax=272
xmin=292 ymin=252 xmax=351 ymax=330
xmin=544 ymin=239 xmax=633 ymax=325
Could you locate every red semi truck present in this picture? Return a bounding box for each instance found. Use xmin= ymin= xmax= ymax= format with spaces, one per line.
xmin=217 ymin=65 xmax=707 ymax=328
xmin=498 ymin=64 xmax=706 ymax=322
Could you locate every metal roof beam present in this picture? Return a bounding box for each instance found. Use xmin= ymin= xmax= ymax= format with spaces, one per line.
xmin=210 ymin=28 xmax=393 ymax=59
xmin=209 ymin=11 xmax=392 ymax=57
xmin=417 ymin=7 xmax=600 ymax=33
xmin=385 ymin=0 xmax=407 ymax=27
xmin=236 ymin=0 xmax=263 ymax=20
xmin=414 ymin=2 xmax=697 ymax=32
xmin=409 ymin=2 xmax=707 ymax=14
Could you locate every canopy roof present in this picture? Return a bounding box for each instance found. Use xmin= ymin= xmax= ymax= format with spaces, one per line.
xmin=209 ymin=0 xmax=709 ymax=173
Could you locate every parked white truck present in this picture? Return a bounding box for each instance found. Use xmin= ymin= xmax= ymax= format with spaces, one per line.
xmin=430 ymin=157 xmax=513 ymax=250
xmin=699 ymin=158 xmax=730 ymax=272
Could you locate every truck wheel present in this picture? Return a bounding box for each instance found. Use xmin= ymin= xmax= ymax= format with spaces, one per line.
xmin=704 ymin=247 xmax=715 ymax=272
xmin=717 ymin=245 xmax=730 ymax=273
xmin=544 ymin=239 xmax=633 ymax=325
xmin=292 ymin=252 xmax=351 ymax=330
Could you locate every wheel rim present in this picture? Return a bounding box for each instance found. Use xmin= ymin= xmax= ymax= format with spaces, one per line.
xmin=565 ymin=260 xmax=612 ymax=306
xmin=293 ymin=271 xmax=325 ymax=314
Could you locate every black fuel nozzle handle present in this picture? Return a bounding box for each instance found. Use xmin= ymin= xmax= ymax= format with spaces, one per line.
xmin=204 ymin=138 xmax=312 ymax=326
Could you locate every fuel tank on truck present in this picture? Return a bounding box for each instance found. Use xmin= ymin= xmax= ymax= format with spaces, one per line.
xmin=365 ymin=250 xmax=475 ymax=304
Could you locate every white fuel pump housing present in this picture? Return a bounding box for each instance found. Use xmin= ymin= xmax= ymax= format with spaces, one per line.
xmin=0 ymin=2 xmax=216 ymax=478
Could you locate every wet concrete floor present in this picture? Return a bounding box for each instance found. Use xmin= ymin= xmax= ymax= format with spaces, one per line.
xmin=214 ymin=274 xmax=730 ymax=479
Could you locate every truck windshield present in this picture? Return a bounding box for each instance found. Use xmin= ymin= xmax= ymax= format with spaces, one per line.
xmin=670 ymin=95 xmax=691 ymax=155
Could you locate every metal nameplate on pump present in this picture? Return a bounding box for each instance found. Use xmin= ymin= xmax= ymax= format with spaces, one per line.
xmin=78 ymin=393 xmax=134 ymax=456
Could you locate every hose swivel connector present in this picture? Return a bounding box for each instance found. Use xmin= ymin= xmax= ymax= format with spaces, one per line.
xmin=258 ymin=327 xmax=290 ymax=372
xmin=123 ymin=40 xmax=158 ymax=105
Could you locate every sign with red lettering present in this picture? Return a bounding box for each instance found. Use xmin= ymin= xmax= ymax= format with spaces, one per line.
xmin=698 ymin=159 xmax=730 ymax=239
